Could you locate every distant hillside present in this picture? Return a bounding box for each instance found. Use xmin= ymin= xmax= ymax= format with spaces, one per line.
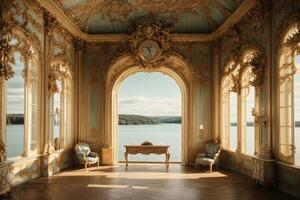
xmin=119 ymin=115 xmax=161 ymax=125
xmin=7 ymin=114 xmax=24 ymax=125
xmin=149 ymin=116 xmax=181 ymax=124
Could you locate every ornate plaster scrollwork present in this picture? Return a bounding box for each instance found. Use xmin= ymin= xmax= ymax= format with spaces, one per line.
xmin=243 ymin=50 xmax=266 ymax=88
xmin=48 ymin=65 xmax=60 ymax=94
xmin=0 ymin=37 xmax=15 ymax=80
xmin=73 ymin=38 xmax=85 ymax=51
xmin=44 ymin=11 xmax=58 ymax=36
xmin=0 ymin=139 xmax=7 ymax=163
xmin=130 ymin=22 xmax=172 ymax=69
xmin=285 ymin=30 xmax=300 ymax=48
xmin=230 ymin=73 xmax=240 ymax=93
xmin=48 ymin=63 xmax=72 ymax=95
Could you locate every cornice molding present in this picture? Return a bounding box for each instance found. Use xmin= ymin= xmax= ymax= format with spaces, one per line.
xmin=37 ymin=0 xmax=256 ymax=42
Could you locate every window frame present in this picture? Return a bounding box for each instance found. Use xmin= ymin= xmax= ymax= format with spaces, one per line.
xmin=5 ymin=32 xmax=41 ymax=159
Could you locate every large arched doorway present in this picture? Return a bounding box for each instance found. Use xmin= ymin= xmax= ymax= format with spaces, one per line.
xmin=117 ymin=71 xmax=182 ymax=162
xmin=105 ymin=55 xmax=194 ymax=165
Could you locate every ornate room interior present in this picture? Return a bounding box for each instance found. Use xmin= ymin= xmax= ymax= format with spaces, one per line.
xmin=1 ymin=0 xmax=300 ymax=199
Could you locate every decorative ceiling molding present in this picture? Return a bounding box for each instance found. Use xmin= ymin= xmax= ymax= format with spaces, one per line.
xmin=37 ymin=0 xmax=255 ymax=42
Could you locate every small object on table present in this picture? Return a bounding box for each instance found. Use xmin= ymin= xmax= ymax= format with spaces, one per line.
xmin=141 ymin=141 xmax=153 ymax=145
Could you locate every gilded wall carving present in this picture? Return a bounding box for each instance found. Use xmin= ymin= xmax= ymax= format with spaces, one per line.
xmin=0 ymin=37 xmax=15 ymax=81
xmin=221 ymin=1 xmax=269 ymax=70
xmin=3 ymin=0 xmax=44 ymax=50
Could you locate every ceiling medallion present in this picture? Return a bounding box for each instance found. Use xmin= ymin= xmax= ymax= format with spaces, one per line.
xmin=130 ymin=22 xmax=171 ymax=68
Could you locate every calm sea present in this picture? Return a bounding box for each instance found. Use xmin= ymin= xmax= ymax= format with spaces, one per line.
xmin=6 ymin=124 xmax=300 ymax=165
xmin=118 ymin=123 xmax=181 ymax=162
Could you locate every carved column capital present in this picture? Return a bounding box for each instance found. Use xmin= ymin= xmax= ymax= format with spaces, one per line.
xmin=73 ymin=38 xmax=85 ymax=52
xmin=0 ymin=137 xmax=7 ymax=163
xmin=43 ymin=11 xmax=57 ymax=35
xmin=48 ymin=66 xmax=60 ymax=95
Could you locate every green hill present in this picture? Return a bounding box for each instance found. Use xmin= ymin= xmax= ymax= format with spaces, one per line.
xmin=118 ymin=115 xmax=181 ymax=125
xmin=119 ymin=115 xmax=161 ymax=125
xmin=7 ymin=114 xmax=24 ymax=125
xmin=149 ymin=116 xmax=181 ymax=124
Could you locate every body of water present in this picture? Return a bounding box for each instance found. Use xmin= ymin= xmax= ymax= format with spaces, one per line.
xmin=5 ymin=124 xmax=300 ymax=165
xmin=118 ymin=123 xmax=181 ymax=162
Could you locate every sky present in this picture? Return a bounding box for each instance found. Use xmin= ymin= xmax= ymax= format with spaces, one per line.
xmin=7 ymin=52 xmax=24 ymax=114
xmin=118 ymin=72 xmax=181 ymax=116
xmin=6 ymin=53 xmax=300 ymax=119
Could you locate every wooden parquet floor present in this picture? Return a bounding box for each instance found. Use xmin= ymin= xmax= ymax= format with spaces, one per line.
xmin=6 ymin=164 xmax=297 ymax=200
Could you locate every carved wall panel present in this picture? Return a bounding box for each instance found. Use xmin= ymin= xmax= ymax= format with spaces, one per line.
xmin=3 ymin=0 xmax=44 ymax=50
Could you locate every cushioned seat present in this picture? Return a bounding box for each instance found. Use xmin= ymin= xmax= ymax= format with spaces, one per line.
xmin=195 ymin=142 xmax=221 ymax=173
xmin=74 ymin=143 xmax=99 ymax=170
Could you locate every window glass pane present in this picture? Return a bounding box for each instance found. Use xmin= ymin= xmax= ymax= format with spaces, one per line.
xmin=53 ymin=80 xmax=61 ymax=150
xmin=294 ymin=55 xmax=300 ymax=165
xmin=230 ymin=92 xmax=238 ymax=151
xmin=246 ymin=86 xmax=255 ymax=155
xmin=6 ymin=52 xmax=24 ymax=158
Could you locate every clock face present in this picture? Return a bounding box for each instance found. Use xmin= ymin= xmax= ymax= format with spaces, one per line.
xmin=139 ymin=40 xmax=160 ymax=61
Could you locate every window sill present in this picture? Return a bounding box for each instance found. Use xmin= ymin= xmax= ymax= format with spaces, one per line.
xmin=7 ymin=154 xmax=43 ymax=164
xmin=276 ymin=161 xmax=300 ymax=170
xmin=222 ymin=149 xmax=237 ymax=154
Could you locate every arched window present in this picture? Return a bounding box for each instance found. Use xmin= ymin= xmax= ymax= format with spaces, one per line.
xmin=230 ymin=91 xmax=238 ymax=151
xmin=241 ymin=67 xmax=255 ymax=155
xmin=278 ymin=22 xmax=300 ymax=165
xmin=294 ymin=55 xmax=300 ymax=165
xmin=6 ymin=33 xmax=41 ymax=158
xmin=221 ymin=76 xmax=230 ymax=149
xmin=6 ymin=52 xmax=25 ymax=158
xmin=50 ymin=63 xmax=73 ymax=151
xmin=221 ymin=61 xmax=239 ymax=151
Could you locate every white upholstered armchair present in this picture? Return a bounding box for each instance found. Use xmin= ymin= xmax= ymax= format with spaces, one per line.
xmin=74 ymin=143 xmax=99 ymax=170
xmin=195 ymin=143 xmax=221 ymax=173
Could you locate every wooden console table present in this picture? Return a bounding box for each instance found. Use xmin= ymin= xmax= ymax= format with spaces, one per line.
xmin=124 ymin=145 xmax=170 ymax=169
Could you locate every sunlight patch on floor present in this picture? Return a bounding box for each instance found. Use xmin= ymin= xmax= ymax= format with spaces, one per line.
xmin=57 ymin=165 xmax=228 ymax=180
xmin=87 ymin=184 xmax=150 ymax=190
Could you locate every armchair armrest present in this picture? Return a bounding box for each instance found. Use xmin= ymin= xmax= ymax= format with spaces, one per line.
xmin=213 ymin=149 xmax=221 ymax=160
xmin=197 ymin=153 xmax=207 ymax=158
xmin=77 ymin=152 xmax=86 ymax=160
xmin=88 ymin=151 xmax=98 ymax=158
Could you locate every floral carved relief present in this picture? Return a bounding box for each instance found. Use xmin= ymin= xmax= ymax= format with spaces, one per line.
xmin=0 ymin=37 xmax=15 ymax=81
xmin=3 ymin=0 xmax=43 ymax=50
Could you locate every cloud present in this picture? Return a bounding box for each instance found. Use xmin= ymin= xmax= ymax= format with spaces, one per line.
xmin=119 ymin=96 xmax=181 ymax=116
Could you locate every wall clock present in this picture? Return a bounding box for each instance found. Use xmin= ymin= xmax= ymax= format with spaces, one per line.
xmin=138 ymin=40 xmax=161 ymax=62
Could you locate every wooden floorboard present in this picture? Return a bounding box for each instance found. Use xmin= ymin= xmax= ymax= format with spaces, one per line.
xmin=5 ymin=164 xmax=297 ymax=200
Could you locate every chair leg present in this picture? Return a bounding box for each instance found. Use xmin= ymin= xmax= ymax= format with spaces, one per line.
xmin=210 ymin=164 xmax=212 ymax=173
xmin=85 ymin=162 xmax=88 ymax=171
xmin=97 ymin=159 xmax=100 ymax=167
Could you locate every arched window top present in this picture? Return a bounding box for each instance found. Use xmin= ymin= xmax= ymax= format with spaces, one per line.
xmin=50 ymin=62 xmax=72 ymax=79
xmin=7 ymin=29 xmax=40 ymax=61
xmin=241 ymin=66 xmax=253 ymax=88
xmin=282 ymin=22 xmax=300 ymax=47
xmin=241 ymin=49 xmax=260 ymax=65
xmin=224 ymin=61 xmax=240 ymax=75
xmin=221 ymin=75 xmax=231 ymax=92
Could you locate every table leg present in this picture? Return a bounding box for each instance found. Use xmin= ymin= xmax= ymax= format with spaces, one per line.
xmin=124 ymin=152 xmax=128 ymax=169
xmin=165 ymin=153 xmax=170 ymax=168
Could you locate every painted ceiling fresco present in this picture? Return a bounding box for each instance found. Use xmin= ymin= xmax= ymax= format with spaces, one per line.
xmin=56 ymin=0 xmax=243 ymax=34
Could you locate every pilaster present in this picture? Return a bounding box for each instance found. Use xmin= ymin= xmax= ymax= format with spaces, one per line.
xmin=73 ymin=39 xmax=85 ymax=143
xmin=211 ymin=40 xmax=221 ymax=142
xmin=42 ymin=11 xmax=55 ymax=154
